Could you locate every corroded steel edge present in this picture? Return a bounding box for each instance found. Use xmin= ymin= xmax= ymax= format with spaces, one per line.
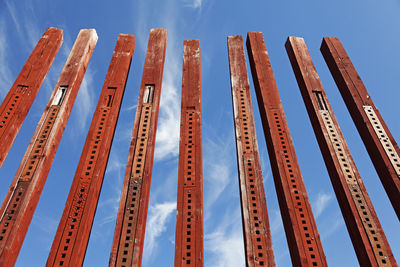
xmin=109 ymin=28 xmax=167 ymax=267
xmin=0 ymin=27 xmax=63 ymax=168
xmin=246 ymin=32 xmax=327 ymax=267
xmin=227 ymin=35 xmax=275 ymax=267
xmin=321 ymin=37 xmax=400 ymax=220
xmin=285 ymin=36 xmax=397 ymax=266
xmin=47 ymin=34 xmax=134 ymax=267
xmin=0 ymin=29 xmax=98 ymax=267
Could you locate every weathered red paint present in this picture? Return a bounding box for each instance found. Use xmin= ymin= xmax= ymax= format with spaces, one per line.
xmin=320 ymin=37 xmax=400 ymax=221
xmin=174 ymin=40 xmax=203 ymax=267
xmin=46 ymin=34 xmax=134 ymax=267
xmin=0 ymin=29 xmax=97 ymax=267
xmin=246 ymin=32 xmax=327 ymax=267
xmin=0 ymin=27 xmax=63 ymax=168
xmin=109 ymin=28 xmax=167 ymax=267
xmin=227 ymin=35 xmax=275 ymax=267
xmin=286 ymin=36 xmax=397 ymax=266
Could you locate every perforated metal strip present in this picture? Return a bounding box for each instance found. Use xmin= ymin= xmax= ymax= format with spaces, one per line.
xmin=0 ymin=86 xmax=28 ymax=136
xmin=363 ymin=105 xmax=400 ymax=178
xmin=180 ymin=110 xmax=197 ymax=266
xmin=0 ymin=104 xmax=60 ymax=247
xmin=320 ymin=110 xmax=391 ymax=266
xmin=272 ymin=110 xmax=323 ymax=267
xmin=53 ymin=104 xmax=113 ymax=266
xmin=116 ymin=103 xmax=152 ymax=267
xmin=237 ymin=87 xmax=270 ymax=266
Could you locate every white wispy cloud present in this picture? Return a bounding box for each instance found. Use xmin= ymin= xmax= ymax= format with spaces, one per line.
xmin=183 ymin=0 xmax=204 ymax=9
xmin=133 ymin=2 xmax=182 ymax=162
xmin=73 ymin=68 xmax=94 ymax=132
xmin=5 ymin=0 xmax=40 ymax=50
xmin=31 ymin=214 xmax=61 ymax=251
xmin=97 ymin=153 xmax=126 ymax=226
xmin=313 ymin=192 xmax=332 ymax=218
xmin=204 ymin=135 xmax=235 ymax=210
xmin=4 ymin=1 xmax=21 ymax=34
xmin=0 ymin=21 xmax=12 ymax=97
xmin=205 ymin=207 xmax=245 ymax=267
xmin=154 ymin=53 xmax=181 ymax=160
xmin=144 ymin=201 xmax=176 ymax=261
xmin=321 ymin=214 xmax=343 ymax=240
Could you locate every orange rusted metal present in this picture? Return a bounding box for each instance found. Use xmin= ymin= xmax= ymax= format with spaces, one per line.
xmin=174 ymin=40 xmax=203 ymax=267
xmin=0 ymin=29 xmax=97 ymax=267
xmin=109 ymin=28 xmax=167 ymax=267
xmin=247 ymin=32 xmax=327 ymax=267
xmin=321 ymin=37 xmax=400 ymax=220
xmin=46 ymin=34 xmax=134 ymax=267
xmin=286 ymin=36 xmax=397 ymax=266
xmin=227 ymin=35 xmax=275 ymax=267
xmin=0 ymin=27 xmax=63 ymax=169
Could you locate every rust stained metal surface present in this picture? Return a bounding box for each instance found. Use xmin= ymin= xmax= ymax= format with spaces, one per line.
xmin=0 ymin=29 xmax=97 ymax=267
xmin=321 ymin=37 xmax=400 ymax=220
xmin=227 ymin=35 xmax=275 ymax=267
xmin=109 ymin=28 xmax=167 ymax=267
xmin=246 ymin=32 xmax=327 ymax=267
xmin=174 ymin=40 xmax=203 ymax=267
xmin=0 ymin=27 xmax=63 ymax=168
xmin=285 ymin=36 xmax=397 ymax=267
xmin=46 ymin=34 xmax=134 ymax=267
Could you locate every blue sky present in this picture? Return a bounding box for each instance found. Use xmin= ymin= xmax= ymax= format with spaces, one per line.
xmin=0 ymin=0 xmax=399 ymax=266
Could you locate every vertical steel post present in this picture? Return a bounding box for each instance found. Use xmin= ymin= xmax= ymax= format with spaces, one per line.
xmin=174 ymin=40 xmax=203 ymax=267
xmin=46 ymin=34 xmax=134 ymax=267
xmin=0 ymin=29 xmax=98 ymax=266
xmin=285 ymin=36 xmax=397 ymax=266
xmin=227 ymin=35 xmax=275 ymax=267
xmin=109 ymin=28 xmax=167 ymax=267
xmin=321 ymin=37 xmax=400 ymax=220
xmin=246 ymin=32 xmax=327 ymax=267
xmin=0 ymin=27 xmax=63 ymax=168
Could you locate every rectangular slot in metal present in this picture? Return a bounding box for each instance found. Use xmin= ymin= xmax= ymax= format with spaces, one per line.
xmin=52 ymin=86 xmax=68 ymax=106
xmin=313 ymin=91 xmax=328 ymax=110
xmin=16 ymin=85 xmax=28 ymax=94
xmin=106 ymin=87 xmax=117 ymax=107
xmin=143 ymin=84 xmax=154 ymax=104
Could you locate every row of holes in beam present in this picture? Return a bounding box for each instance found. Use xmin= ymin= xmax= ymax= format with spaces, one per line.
xmin=0 ymin=184 xmax=26 ymax=247
xmin=273 ymin=111 xmax=321 ymax=266
xmin=117 ymin=104 xmax=152 ymax=266
xmin=0 ymin=104 xmax=60 ymax=248
xmin=181 ymin=111 xmax=198 ymax=265
xmin=184 ymin=111 xmax=195 ymax=187
xmin=54 ymin=105 xmax=112 ymax=266
xmin=363 ymin=105 xmax=400 ymax=177
xmin=320 ymin=110 xmax=390 ymax=265
xmin=237 ymin=88 xmax=267 ymax=266
xmin=182 ymin=188 xmax=195 ymax=265
xmin=21 ymin=106 xmax=60 ymax=180
xmin=0 ymin=85 xmax=27 ymax=133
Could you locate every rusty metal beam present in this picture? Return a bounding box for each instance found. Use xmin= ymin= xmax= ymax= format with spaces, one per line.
xmin=109 ymin=28 xmax=167 ymax=267
xmin=46 ymin=34 xmax=134 ymax=267
xmin=246 ymin=32 xmax=327 ymax=267
xmin=0 ymin=29 xmax=97 ymax=266
xmin=0 ymin=27 xmax=63 ymax=168
xmin=285 ymin=36 xmax=397 ymax=266
xmin=320 ymin=37 xmax=400 ymax=220
xmin=227 ymin=35 xmax=275 ymax=267
xmin=174 ymin=40 xmax=203 ymax=267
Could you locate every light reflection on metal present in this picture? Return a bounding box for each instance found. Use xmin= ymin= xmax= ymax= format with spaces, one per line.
xmin=0 ymin=29 xmax=97 ymax=267
xmin=286 ymin=36 xmax=397 ymax=266
xmin=228 ymin=35 xmax=275 ymax=267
